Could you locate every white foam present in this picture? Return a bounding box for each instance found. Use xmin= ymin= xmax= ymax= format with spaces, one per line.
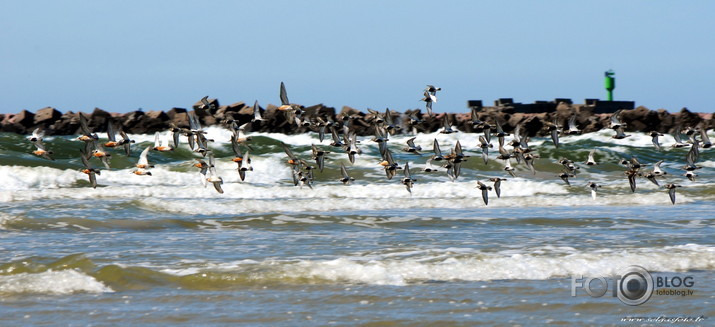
xmin=0 ymin=270 xmax=113 ymax=294
xmin=161 ymin=244 xmax=715 ymax=286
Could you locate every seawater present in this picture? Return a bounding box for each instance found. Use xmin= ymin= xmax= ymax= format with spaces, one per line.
xmin=1 ymin=128 xmax=714 ymax=326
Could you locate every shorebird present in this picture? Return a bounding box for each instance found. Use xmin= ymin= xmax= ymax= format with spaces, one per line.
xmin=103 ymin=121 xmax=121 ymax=148
xmin=445 ymin=141 xmax=469 ymax=179
xmin=503 ymin=158 xmax=516 ymax=177
xmin=384 ymin=109 xmax=402 ymax=135
xmin=281 ymin=142 xmax=301 ymax=166
xmin=167 ymin=123 xmax=185 ymax=148
xmin=612 ymin=126 xmax=631 ymax=139
xmin=329 ymin=126 xmax=344 ymax=147
xmin=439 ymin=114 xmax=455 ymax=134
xmin=524 ymin=153 xmax=539 ymax=175
xmin=278 ymin=82 xmax=304 ymax=125
xmin=311 ymin=144 xmax=330 ymax=173
xmin=420 ymin=92 xmax=434 ymax=117
xmin=89 ymin=141 xmax=112 ymax=170
xmin=625 ymin=169 xmax=638 ymax=192
xmin=610 ymin=110 xmax=625 ymax=130
xmin=153 ymin=130 xmax=175 ymax=152
xmin=132 ymin=146 xmax=153 ymax=176
xmin=77 ymin=113 xmax=99 ymax=154
xmin=671 ymin=126 xmax=688 ymax=148
xmin=315 ymin=117 xmax=332 ymax=143
xmin=406 ymin=111 xmax=422 ymax=134
xmin=700 ymin=126 xmax=712 ymax=148
xmin=558 ymin=172 xmax=575 ymax=186
xmin=664 ymin=183 xmax=681 ymax=204
xmin=379 ymin=148 xmax=401 ymax=180
xmin=587 ymin=182 xmax=600 ymax=200
xmin=403 ymin=137 xmax=422 ymax=154
xmin=641 ymin=171 xmax=659 ymax=186
xmin=206 ymin=152 xmax=224 ymax=194
xmin=238 ymin=150 xmax=253 ymax=180
xmin=545 ymin=118 xmax=561 ymax=148
xmin=367 ymin=108 xmax=385 ymax=125
xmin=584 ymin=149 xmax=598 ymax=166
xmin=401 ymin=162 xmax=416 ymax=194
xmin=489 ymin=177 xmax=506 ymax=198
xmin=198 ymin=95 xmax=217 ymax=111
xmin=371 ymin=125 xmax=389 ymax=144
xmin=77 ymin=113 xmax=98 ymax=142
xmin=252 ymin=100 xmax=263 ymax=122
xmin=470 ymin=107 xmax=485 ymax=131
xmin=425 ymin=85 xmax=441 ymax=95
xmin=28 ymin=127 xmax=44 ymax=143
xmin=683 ymin=141 xmax=702 ymax=172
xmin=193 ymin=158 xmax=210 ymax=186
xmin=339 ymin=163 xmax=355 ymax=185
xmin=32 ymin=140 xmax=54 ymax=161
xmin=475 ymin=181 xmax=492 ymax=206
xmin=230 ymin=122 xmax=254 ymax=151
xmin=496 ymin=144 xmax=512 ymax=161
xmin=649 ymin=131 xmax=664 ymax=150
xmin=420 ymin=85 xmax=440 ymax=117
xmin=494 ymin=121 xmax=509 ymax=147
xmin=79 ymin=150 xmax=100 ymax=189
xmin=558 ymin=158 xmax=579 ymax=172
xmin=431 ymin=138 xmax=445 ymax=162
xmin=564 ymin=114 xmax=582 ymax=135
xmin=345 ymin=131 xmax=361 ymax=164
xmin=652 ymin=160 xmax=668 ymax=176
xmin=478 ymin=135 xmax=492 ymax=164
xmin=230 ymin=136 xmax=249 ymax=181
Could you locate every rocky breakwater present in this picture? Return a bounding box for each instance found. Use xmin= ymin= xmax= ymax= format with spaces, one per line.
xmin=1 ymin=101 xmax=712 ymax=137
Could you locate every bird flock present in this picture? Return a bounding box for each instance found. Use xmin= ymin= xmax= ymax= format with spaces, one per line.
xmin=23 ymin=83 xmax=712 ymax=206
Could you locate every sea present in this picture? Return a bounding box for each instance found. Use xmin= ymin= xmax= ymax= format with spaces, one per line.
xmin=1 ymin=127 xmax=713 ymax=326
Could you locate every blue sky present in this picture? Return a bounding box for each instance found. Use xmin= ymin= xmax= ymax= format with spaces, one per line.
xmin=1 ymin=1 xmax=714 ymax=115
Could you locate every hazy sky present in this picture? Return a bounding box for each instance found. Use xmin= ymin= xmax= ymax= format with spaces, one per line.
xmin=1 ymin=1 xmax=714 ymax=115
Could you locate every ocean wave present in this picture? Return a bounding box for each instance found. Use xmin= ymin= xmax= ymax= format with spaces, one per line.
xmin=156 ymin=244 xmax=715 ymax=286
xmin=0 ymin=270 xmax=113 ymax=295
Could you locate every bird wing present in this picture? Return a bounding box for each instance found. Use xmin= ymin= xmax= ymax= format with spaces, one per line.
xmin=279 ymin=82 xmax=290 ymax=105
xmin=433 ymin=139 xmax=442 ymax=157
xmin=106 ymin=121 xmax=116 ymax=142
xmin=138 ymin=146 xmax=151 ymax=166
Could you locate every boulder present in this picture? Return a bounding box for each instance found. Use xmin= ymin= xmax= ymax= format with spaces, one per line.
xmin=33 ymin=107 xmax=62 ymax=128
xmin=13 ymin=109 xmax=35 ymax=127
xmin=90 ymin=108 xmax=113 ymax=132
xmin=619 ymin=106 xmax=653 ymax=132
xmin=674 ymin=107 xmax=702 ymax=129
xmin=49 ymin=111 xmax=80 ymax=135
xmin=167 ymin=108 xmax=190 ymax=129
xmin=121 ymin=110 xmax=148 ymax=134
xmin=166 ymin=107 xmax=187 ymax=120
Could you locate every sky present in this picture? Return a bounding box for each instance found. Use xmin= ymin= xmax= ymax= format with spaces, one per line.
xmin=1 ymin=1 xmax=714 ymax=115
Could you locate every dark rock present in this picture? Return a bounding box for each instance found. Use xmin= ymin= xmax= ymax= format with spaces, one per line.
xmin=121 ymin=110 xmax=148 ymax=134
xmin=674 ymin=107 xmax=702 ymax=129
xmin=48 ymin=111 xmax=79 ymax=135
xmin=4 ymin=110 xmax=35 ymax=133
xmin=166 ymin=107 xmax=187 ymax=120
xmin=90 ymin=108 xmax=113 ymax=132
xmin=33 ymin=107 xmax=62 ymax=128
xmin=14 ymin=109 xmax=35 ymax=127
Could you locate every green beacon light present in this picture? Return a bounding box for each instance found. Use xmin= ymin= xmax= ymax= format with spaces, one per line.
xmin=604 ymin=70 xmax=615 ymax=101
